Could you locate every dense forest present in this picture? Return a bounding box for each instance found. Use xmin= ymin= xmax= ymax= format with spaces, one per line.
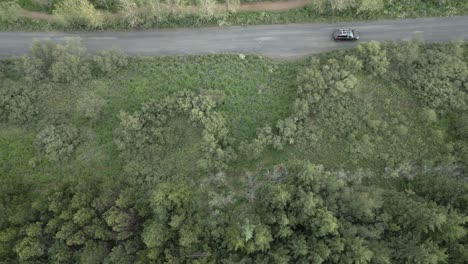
xmin=1 ymin=39 xmax=468 ymax=263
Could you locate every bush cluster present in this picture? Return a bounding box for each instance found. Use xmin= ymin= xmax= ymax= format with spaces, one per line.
xmin=0 ymin=1 xmax=20 ymax=25
xmin=404 ymin=43 xmax=468 ymax=112
xmin=0 ymin=80 xmax=38 ymax=124
xmin=116 ymin=89 xmax=235 ymax=180
xmin=356 ymin=41 xmax=389 ymax=77
xmin=36 ymin=124 xmax=80 ymax=162
xmin=21 ymin=39 xmax=128 ymax=84
xmin=21 ymin=39 xmax=90 ymax=84
xmin=242 ymin=55 xmax=364 ymax=159
xmin=93 ymin=49 xmax=129 ymax=74
xmin=54 ymin=0 xmax=104 ymax=29
xmin=175 ymin=90 xmax=236 ymax=170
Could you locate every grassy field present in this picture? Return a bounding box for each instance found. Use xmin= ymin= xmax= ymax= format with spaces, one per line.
xmin=2 ymin=42 xmax=467 ymax=187
xmin=0 ymin=54 xmax=300 ymax=183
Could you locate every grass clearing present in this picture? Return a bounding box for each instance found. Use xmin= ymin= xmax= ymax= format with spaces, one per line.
xmin=1 ymin=43 xmax=467 ymax=185
xmin=1 ymin=54 xmax=301 ymax=184
xmin=104 ymin=55 xmax=298 ymax=140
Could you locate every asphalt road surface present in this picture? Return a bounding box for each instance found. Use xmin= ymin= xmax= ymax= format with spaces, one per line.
xmin=1 ymin=16 xmax=468 ymax=58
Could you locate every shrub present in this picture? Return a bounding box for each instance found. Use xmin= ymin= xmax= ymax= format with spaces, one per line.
xmin=93 ymin=50 xmax=128 ymax=74
xmin=310 ymin=0 xmax=357 ymax=14
xmin=431 ymin=129 xmax=445 ymax=143
xmin=116 ymin=90 xmax=235 ymax=175
xmin=50 ymin=39 xmax=91 ymax=83
xmin=420 ymin=108 xmax=437 ymax=124
xmin=53 ymin=0 xmax=103 ymax=29
xmin=274 ymin=117 xmax=298 ymax=149
xmin=167 ymin=0 xmax=187 ymax=17
xmin=357 ymin=41 xmax=389 ymax=77
xmin=356 ymin=0 xmax=384 ymax=14
xmin=36 ymin=124 xmax=80 ymax=162
xmin=0 ymin=1 xmax=20 ymax=25
xmin=21 ymin=39 xmax=91 ymax=84
xmin=455 ymin=112 xmax=468 ymax=139
xmin=242 ymin=55 xmax=365 ymax=158
xmin=387 ymin=39 xmax=421 ymax=70
xmin=119 ymin=0 xmax=144 ymax=28
xmin=405 ymin=46 xmax=468 ymax=112
xmin=0 ymin=81 xmax=38 ymax=124
xmin=76 ymin=92 xmax=106 ymax=119
xmin=198 ymin=0 xmax=217 ymax=20
xmin=20 ymin=40 xmax=57 ymax=83
xmin=89 ymin=0 xmax=121 ymax=11
xmin=226 ymin=0 xmax=240 ymax=13
xmin=139 ymin=0 xmax=167 ymax=23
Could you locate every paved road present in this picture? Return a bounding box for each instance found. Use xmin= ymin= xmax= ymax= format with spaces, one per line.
xmin=1 ymin=16 xmax=468 ymax=58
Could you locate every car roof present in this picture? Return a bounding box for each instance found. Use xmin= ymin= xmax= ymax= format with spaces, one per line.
xmin=336 ymin=29 xmax=354 ymax=36
xmin=335 ymin=28 xmax=354 ymax=37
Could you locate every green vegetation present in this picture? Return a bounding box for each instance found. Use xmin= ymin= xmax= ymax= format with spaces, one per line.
xmin=1 ymin=40 xmax=468 ymax=263
xmin=0 ymin=1 xmax=21 ymax=25
xmin=1 ymin=0 xmax=468 ymax=31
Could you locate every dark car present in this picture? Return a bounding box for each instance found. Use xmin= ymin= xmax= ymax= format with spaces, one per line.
xmin=333 ymin=29 xmax=359 ymax=41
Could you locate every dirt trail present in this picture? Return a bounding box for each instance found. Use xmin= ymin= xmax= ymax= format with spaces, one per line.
xmin=17 ymin=0 xmax=309 ymax=21
xmin=19 ymin=9 xmax=55 ymax=21
xmin=239 ymin=0 xmax=308 ymax=12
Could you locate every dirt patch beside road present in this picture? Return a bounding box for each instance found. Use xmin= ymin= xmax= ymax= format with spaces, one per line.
xmin=19 ymin=9 xmax=55 ymax=21
xmin=239 ymin=0 xmax=308 ymax=12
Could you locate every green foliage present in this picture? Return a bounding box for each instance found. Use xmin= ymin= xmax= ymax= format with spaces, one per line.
xmin=118 ymin=0 xmax=168 ymax=29
xmin=310 ymin=0 xmax=386 ymax=15
xmin=2 ymin=138 xmax=468 ymax=263
xmin=420 ymin=108 xmax=438 ymax=124
xmin=36 ymin=124 xmax=80 ymax=162
xmin=2 ymin=42 xmax=468 ymax=263
xmin=403 ymin=42 xmax=468 ymax=112
xmin=226 ymin=0 xmax=240 ymax=12
xmin=93 ymin=49 xmax=129 ymax=74
xmin=49 ymin=38 xmax=91 ymax=83
xmin=20 ymin=39 xmax=57 ymax=83
xmin=357 ymin=41 xmax=389 ymax=77
xmin=119 ymin=0 xmax=143 ymax=28
xmin=0 ymin=177 xmax=35 ymax=261
xmin=0 ymin=80 xmax=38 ymax=124
xmin=76 ymin=92 xmax=106 ymax=120
xmin=198 ymin=0 xmax=217 ymax=20
xmin=9 ymin=178 xmax=144 ymax=263
xmin=138 ymin=163 xmax=468 ymax=263
xmin=142 ymin=182 xmax=206 ymax=261
xmin=310 ymin=0 xmax=354 ymax=14
xmin=90 ymin=0 xmax=121 ymax=11
xmin=395 ymin=173 xmax=468 ymax=214
xmin=116 ymin=89 xmax=235 ymax=180
xmin=386 ymin=39 xmax=421 ymax=70
xmin=6 ymin=0 xmax=468 ymax=31
xmin=53 ymin=0 xmax=103 ymax=29
xmin=0 ymin=1 xmax=20 ymax=25
xmin=242 ymin=55 xmax=364 ymax=159
xmin=14 ymin=222 xmax=45 ymax=261
xmin=356 ymin=0 xmax=384 ymax=14
xmin=455 ymin=112 xmax=468 ymax=140
xmin=21 ymin=38 xmax=91 ymax=84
